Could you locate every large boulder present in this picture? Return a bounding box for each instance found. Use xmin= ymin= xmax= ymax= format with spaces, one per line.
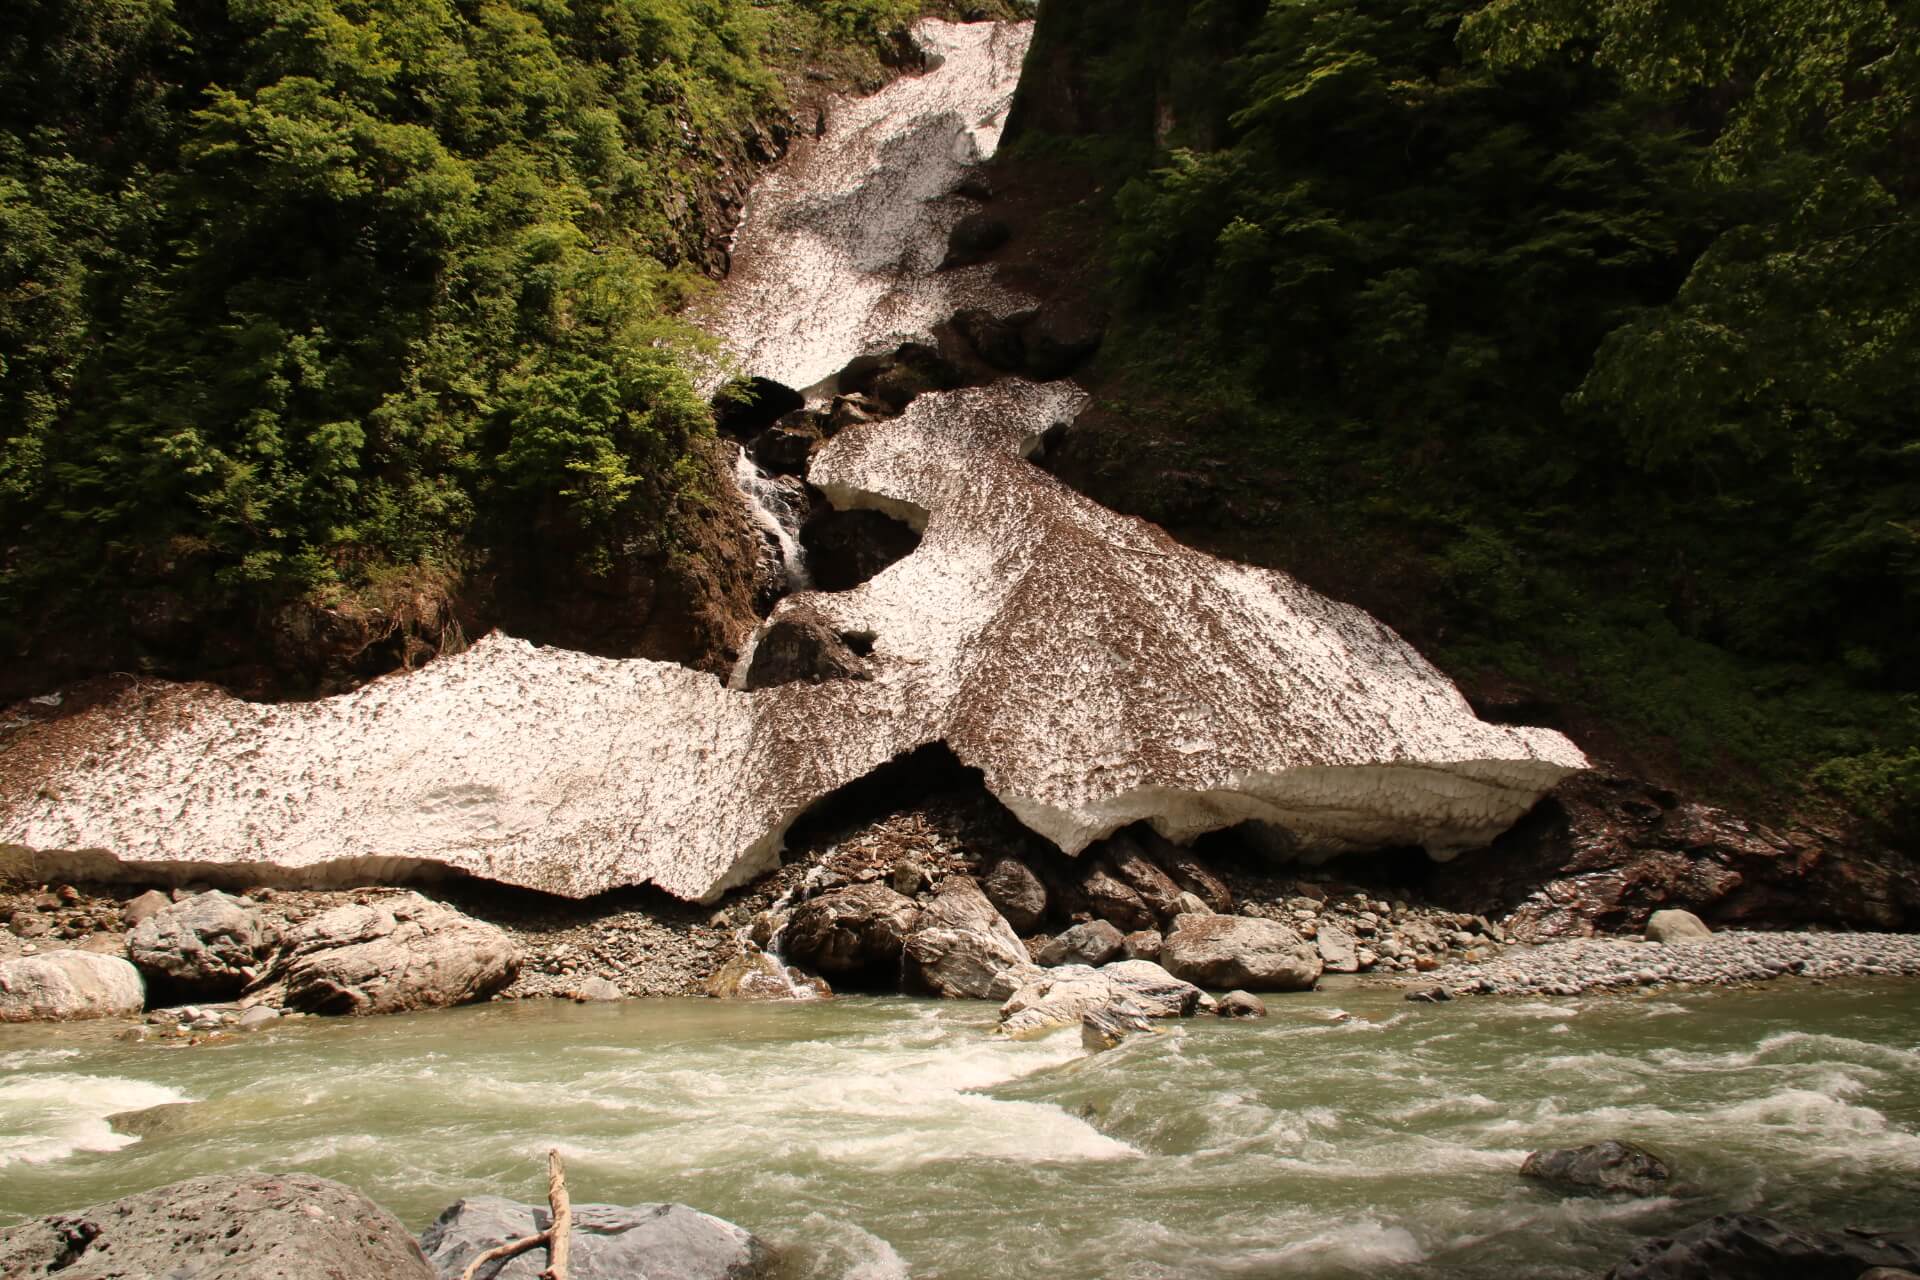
xmin=783 ymin=884 xmax=920 ymax=984
xmin=421 ymin=1195 xmax=773 ymax=1280
xmin=981 ymin=856 xmax=1048 ymax=934
xmin=127 ymin=890 xmax=279 ymax=1000
xmin=1161 ymin=914 xmax=1322 ymax=991
xmin=1646 ymin=909 xmax=1712 ymax=944
xmin=246 ymin=892 xmax=518 ymax=1016
xmin=1521 ymin=1140 xmax=1671 ymax=1197
xmin=1607 ymin=1214 xmax=1920 ymax=1280
xmin=742 ymin=617 xmax=870 ymax=691
xmin=0 ymin=1172 xmax=433 ymax=1279
xmin=903 ymin=875 xmax=1029 ymax=998
xmin=1077 ymin=862 xmax=1155 ymax=932
xmin=0 ymin=951 xmax=144 ymax=1022
xmin=998 ymin=959 xmax=1201 ymax=1037
xmin=1158 ymin=849 xmax=1234 ymax=914
xmin=1035 ymin=919 xmax=1124 ymax=967
xmin=1315 ymin=924 xmax=1359 ymax=974
xmin=1102 ymin=835 xmax=1186 ymax=922
xmin=705 ymin=950 xmax=830 ymax=1001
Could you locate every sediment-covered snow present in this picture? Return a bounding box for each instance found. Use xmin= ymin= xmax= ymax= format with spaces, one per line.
xmin=0 ymin=19 xmax=1586 ymax=900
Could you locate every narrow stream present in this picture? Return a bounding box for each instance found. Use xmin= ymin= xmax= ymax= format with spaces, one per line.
xmin=4 ymin=983 xmax=1917 ymax=1278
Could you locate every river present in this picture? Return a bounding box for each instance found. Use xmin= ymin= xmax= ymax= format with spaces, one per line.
xmin=4 ymin=982 xmax=1917 ymax=1277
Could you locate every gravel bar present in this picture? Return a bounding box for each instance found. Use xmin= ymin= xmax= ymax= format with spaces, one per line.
xmin=1422 ymin=931 xmax=1920 ymax=998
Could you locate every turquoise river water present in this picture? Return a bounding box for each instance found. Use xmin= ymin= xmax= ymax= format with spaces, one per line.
xmin=3 ymin=981 xmax=1918 ymax=1278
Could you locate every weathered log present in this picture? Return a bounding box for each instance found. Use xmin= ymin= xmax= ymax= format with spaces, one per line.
xmin=459 ymin=1232 xmax=546 ymax=1280
xmin=541 ymin=1149 xmax=571 ymax=1280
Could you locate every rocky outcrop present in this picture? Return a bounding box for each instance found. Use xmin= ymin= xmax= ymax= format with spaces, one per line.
xmin=741 ymin=615 xmax=871 ymax=690
xmin=999 ymin=958 xmax=1201 ymax=1037
xmin=782 ymin=884 xmax=920 ymax=985
xmin=421 ymin=1195 xmax=773 ymax=1280
xmin=1522 ymin=1140 xmax=1671 ymax=1197
xmin=1160 ymin=914 xmax=1322 ymax=992
xmin=1606 ymin=1214 xmax=1920 ymax=1280
xmin=1443 ymin=774 xmax=1920 ymax=938
xmin=246 ymin=892 xmax=518 ymax=1016
xmin=127 ymin=890 xmax=278 ymax=1000
xmin=0 ymin=951 xmax=144 ymax=1022
xmin=902 ymin=875 xmax=1029 ymax=998
xmin=706 ymin=949 xmax=831 ymax=1001
xmin=0 ymin=1173 xmax=433 ymax=1279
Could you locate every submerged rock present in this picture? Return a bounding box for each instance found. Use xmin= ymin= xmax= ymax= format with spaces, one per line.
xmin=0 ymin=1173 xmax=433 ymax=1279
xmin=246 ymin=892 xmax=517 ymax=1016
xmin=0 ymin=950 xmax=144 ymax=1022
xmin=1160 ymin=914 xmax=1322 ymax=992
xmin=1606 ymin=1213 xmax=1920 ymax=1280
xmin=421 ymin=1195 xmax=774 ymax=1280
xmin=1215 ymin=990 xmax=1267 ymax=1018
xmin=127 ymin=890 xmax=278 ymax=1000
xmin=1522 ymin=1140 xmax=1671 ymax=1197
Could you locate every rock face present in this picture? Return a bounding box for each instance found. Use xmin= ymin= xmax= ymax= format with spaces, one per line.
xmin=0 ymin=22 xmax=1584 ymax=905
xmin=1521 ymin=1140 xmax=1671 ymax=1197
xmin=783 ymin=885 xmax=920 ymax=984
xmin=0 ymin=951 xmax=144 ymax=1022
xmin=1160 ymin=914 xmax=1322 ymax=992
xmin=1606 ymin=1214 xmax=1920 ymax=1280
xmin=127 ymin=890 xmax=278 ymax=1000
xmin=1646 ymin=909 xmax=1711 ymax=943
xmin=902 ymin=875 xmax=1029 ymax=998
xmin=0 ymin=1172 xmax=433 ymax=1279
xmin=420 ymin=1195 xmax=773 ymax=1280
xmin=246 ymin=892 xmax=518 ymax=1015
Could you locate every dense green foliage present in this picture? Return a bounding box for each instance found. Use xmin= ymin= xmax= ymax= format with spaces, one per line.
xmin=1045 ymin=0 xmax=1919 ymax=831
xmin=0 ymin=0 xmax=937 ymax=637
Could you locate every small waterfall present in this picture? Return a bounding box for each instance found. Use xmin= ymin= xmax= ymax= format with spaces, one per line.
xmin=734 ymin=445 xmax=811 ymax=594
xmin=730 ymin=874 xmax=828 ymax=1000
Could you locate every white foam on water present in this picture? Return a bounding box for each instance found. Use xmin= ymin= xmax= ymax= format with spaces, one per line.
xmin=780 ymin=1212 xmax=911 ymax=1280
xmin=0 ymin=1074 xmax=188 ymax=1168
xmin=1226 ymin=1219 xmax=1426 ymax=1273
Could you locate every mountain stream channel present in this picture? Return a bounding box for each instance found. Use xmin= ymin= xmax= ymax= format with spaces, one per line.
xmin=3 ymin=16 xmax=1919 ymax=1280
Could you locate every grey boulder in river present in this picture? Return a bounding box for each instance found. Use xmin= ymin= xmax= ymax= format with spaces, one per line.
xmin=0 ymin=949 xmax=143 ymax=1022
xmin=245 ymin=891 xmax=518 ymax=1015
xmin=421 ymin=1195 xmax=774 ymax=1280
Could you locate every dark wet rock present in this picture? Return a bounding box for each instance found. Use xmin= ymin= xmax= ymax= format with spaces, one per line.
xmin=1522 ymin=1140 xmax=1671 ymax=1197
xmin=981 ymin=857 xmax=1048 ymax=933
xmin=940 ymin=212 xmax=1011 ymax=268
xmin=0 ymin=951 xmax=144 ymax=1022
xmin=1036 ymin=919 xmax=1124 ymax=967
xmin=1078 ymin=861 xmax=1156 ymax=932
xmin=954 ymin=174 xmax=994 ymax=201
xmin=799 ymin=507 xmax=922 ymax=592
xmin=746 ymin=419 xmax=822 ymax=477
xmin=247 ymin=892 xmax=518 ymax=1016
xmin=828 ymin=393 xmax=883 ymax=433
xmin=783 ymin=884 xmax=920 ymax=984
xmin=714 ymin=376 xmax=804 ymax=438
xmin=705 ymin=950 xmax=830 ymax=1001
xmin=954 ymin=307 xmax=1026 ymax=371
xmin=128 ymin=890 xmax=279 ymax=1001
xmin=1605 ymin=1213 xmax=1920 ymax=1280
xmin=1216 ymin=990 xmax=1267 ymax=1018
xmin=1647 ymin=909 xmax=1711 ymax=943
xmin=0 ymin=1172 xmax=433 ymax=1279
xmin=903 ymin=875 xmax=1029 ymax=998
xmin=1161 ymin=914 xmax=1322 ymax=992
xmin=1121 ymin=929 xmax=1163 ymax=961
xmin=838 ymin=342 xmax=965 ymax=413
xmin=742 ymin=617 xmax=871 ymax=690
xmin=421 ymin=1194 xmax=774 ymax=1280
xmin=1081 ymin=1004 xmax=1150 ymax=1051
xmin=1017 ymin=303 xmax=1102 ymax=380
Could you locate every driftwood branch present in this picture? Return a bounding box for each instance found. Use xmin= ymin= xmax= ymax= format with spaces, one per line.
xmin=458 ymin=1149 xmax=572 ymax=1280
xmin=540 ymin=1149 xmax=572 ymax=1280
